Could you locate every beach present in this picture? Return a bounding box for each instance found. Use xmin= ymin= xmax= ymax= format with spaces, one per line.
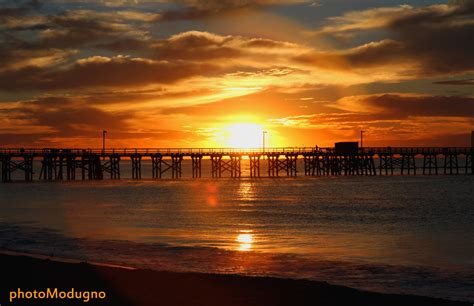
xmin=0 ymin=253 xmax=469 ymax=306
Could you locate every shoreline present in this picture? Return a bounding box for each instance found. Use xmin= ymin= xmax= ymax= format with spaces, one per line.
xmin=0 ymin=253 xmax=470 ymax=306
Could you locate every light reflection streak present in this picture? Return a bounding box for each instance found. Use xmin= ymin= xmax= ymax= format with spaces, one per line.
xmin=236 ymin=232 xmax=254 ymax=251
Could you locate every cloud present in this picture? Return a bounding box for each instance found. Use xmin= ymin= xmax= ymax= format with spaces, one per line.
xmin=152 ymin=31 xmax=307 ymax=66
xmin=302 ymin=0 xmax=474 ymax=77
xmin=0 ymin=101 xmax=133 ymax=147
xmin=159 ymin=0 xmax=309 ymax=21
xmin=0 ymin=96 xmax=208 ymax=147
xmin=0 ymin=30 xmax=310 ymax=91
xmin=0 ymin=48 xmax=75 ymax=72
xmin=0 ymin=55 xmax=219 ymax=91
xmin=335 ymin=94 xmax=474 ymax=118
xmin=22 ymin=106 xmax=131 ymax=132
xmin=268 ymin=93 xmax=474 ymax=146
xmin=433 ymin=78 xmax=474 ymax=85
xmin=269 ymin=93 xmax=474 ymax=131
xmin=1 ymin=5 xmax=155 ymax=51
xmin=38 ymin=10 xmax=152 ymax=48
xmin=153 ymin=31 xmax=243 ymax=60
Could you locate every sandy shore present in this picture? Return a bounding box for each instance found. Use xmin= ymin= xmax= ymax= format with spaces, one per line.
xmin=0 ymin=253 xmax=469 ymax=306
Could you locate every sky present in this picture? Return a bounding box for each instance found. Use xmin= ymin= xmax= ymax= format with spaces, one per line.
xmin=0 ymin=0 xmax=473 ymax=148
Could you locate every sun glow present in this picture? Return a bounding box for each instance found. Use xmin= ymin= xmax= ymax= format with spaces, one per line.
xmin=224 ymin=123 xmax=264 ymax=148
xmin=236 ymin=233 xmax=254 ymax=251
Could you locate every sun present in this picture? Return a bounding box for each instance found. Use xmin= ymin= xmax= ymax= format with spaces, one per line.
xmin=225 ymin=123 xmax=264 ymax=148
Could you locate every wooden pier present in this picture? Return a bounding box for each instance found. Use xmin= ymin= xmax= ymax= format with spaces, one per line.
xmin=0 ymin=147 xmax=473 ymax=182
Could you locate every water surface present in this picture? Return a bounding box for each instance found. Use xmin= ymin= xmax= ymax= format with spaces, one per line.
xmin=0 ymin=175 xmax=473 ymax=301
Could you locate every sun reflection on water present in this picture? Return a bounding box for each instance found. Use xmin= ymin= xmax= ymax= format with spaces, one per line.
xmin=236 ymin=231 xmax=254 ymax=251
xmin=237 ymin=181 xmax=256 ymax=202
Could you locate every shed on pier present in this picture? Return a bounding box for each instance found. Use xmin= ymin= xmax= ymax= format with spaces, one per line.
xmin=335 ymin=142 xmax=359 ymax=155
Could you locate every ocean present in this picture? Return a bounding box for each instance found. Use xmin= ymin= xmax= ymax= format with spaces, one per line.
xmin=0 ymin=160 xmax=473 ymax=302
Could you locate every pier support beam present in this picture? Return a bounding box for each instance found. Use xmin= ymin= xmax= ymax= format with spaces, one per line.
xmin=341 ymin=156 xmax=352 ymax=175
xmin=422 ymin=154 xmax=438 ymax=175
xmin=39 ymin=154 xmax=58 ymax=180
xmin=267 ymin=154 xmax=280 ymax=177
xmin=66 ymin=155 xmax=76 ymax=180
xmin=171 ymin=154 xmax=183 ymax=179
xmin=87 ymin=154 xmax=103 ymax=180
xmin=23 ymin=155 xmax=34 ymax=181
xmin=1 ymin=155 xmax=12 ymax=182
xmin=131 ymin=154 xmax=142 ymax=179
xmin=151 ymin=154 xmax=162 ymax=179
xmin=443 ymin=153 xmax=459 ymax=175
xmin=303 ymin=154 xmax=313 ymax=176
xmin=211 ymin=155 xmax=241 ymax=178
xmin=266 ymin=154 xmax=296 ymax=177
xmin=151 ymin=154 xmax=183 ymax=179
xmin=465 ymin=153 xmax=474 ymax=175
xmin=319 ymin=154 xmax=332 ymax=176
xmin=249 ymin=155 xmax=260 ymax=178
xmin=211 ymin=155 xmax=222 ymax=178
xmin=360 ymin=154 xmax=376 ymax=176
xmin=285 ymin=154 xmax=298 ymax=177
xmin=103 ymin=155 xmax=120 ymax=179
xmin=191 ymin=154 xmax=202 ymax=178
xmin=378 ymin=154 xmax=394 ymax=175
xmin=401 ymin=154 xmax=417 ymax=175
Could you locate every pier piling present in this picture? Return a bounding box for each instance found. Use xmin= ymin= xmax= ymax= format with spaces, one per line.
xmin=1 ymin=147 xmax=473 ymax=181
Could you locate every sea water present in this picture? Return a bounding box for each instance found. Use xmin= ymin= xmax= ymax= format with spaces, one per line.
xmin=0 ymin=161 xmax=473 ymax=302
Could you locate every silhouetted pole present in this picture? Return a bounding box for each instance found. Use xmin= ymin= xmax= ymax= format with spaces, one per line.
xmin=262 ymin=130 xmax=268 ymax=152
xmin=360 ymin=130 xmax=365 ymax=149
xmin=102 ymin=130 xmax=107 ymax=154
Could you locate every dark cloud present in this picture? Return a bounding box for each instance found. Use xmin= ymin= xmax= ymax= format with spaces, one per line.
xmin=26 ymin=106 xmax=130 ymax=132
xmin=338 ymin=94 xmax=474 ymax=118
xmin=40 ymin=16 xmax=125 ymax=49
xmin=433 ymin=78 xmax=474 ymax=85
xmin=242 ymin=38 xmax=295 ymax=48
xmin=300 ymin=0 xmax=474 ymax=76
xmin=159 ymin=0 xmax=306 ymax=21
xmin=0 ymin=100 xmax=200 ymax=146
xmin=0 ymin=29 xmax=304 ymax=91
xmin=0 ymin=7 xmax=30 ymax=20
xmin=0 ymin=0 xmax=41 ymax=20
xmin=1 ymin=6 xmax=154 ymax=51
xmin=94 ymin=38 xmax=151 ymax=52
xmin=153 ymin=31 xmax=242 ymax=60
xmin=0 ymin=56 xmax=219 ymax=91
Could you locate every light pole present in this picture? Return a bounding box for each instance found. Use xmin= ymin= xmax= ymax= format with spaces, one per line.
xmin=360 ymin=130 xmax=365 ymax=148
xmin=102 ymin=130 xmax=107 ymax=154
xmin=262 ymin=130 xmax=268 ymax=152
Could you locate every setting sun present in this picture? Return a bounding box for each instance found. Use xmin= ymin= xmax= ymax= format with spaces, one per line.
xmin=225 ymin=123 xmax=265 ymax=148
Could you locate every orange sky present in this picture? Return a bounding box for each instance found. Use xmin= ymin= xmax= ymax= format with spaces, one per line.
xmin=0 ymin=0 xmax=473 ymax=148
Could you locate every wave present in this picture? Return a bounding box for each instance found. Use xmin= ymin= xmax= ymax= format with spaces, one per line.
xmin=0 ymin=221 xmax=472 ymax=302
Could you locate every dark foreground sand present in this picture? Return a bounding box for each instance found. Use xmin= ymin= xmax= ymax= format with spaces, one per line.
xmin=0 ymin=254 xmax=469 ymax=306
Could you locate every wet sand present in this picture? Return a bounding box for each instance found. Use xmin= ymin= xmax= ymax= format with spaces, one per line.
xmin=0 ymin=253 xmax=469 ymax=306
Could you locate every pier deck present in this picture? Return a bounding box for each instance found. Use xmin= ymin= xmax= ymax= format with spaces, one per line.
xmin=1 ymin=147 xmax=473 ymax=182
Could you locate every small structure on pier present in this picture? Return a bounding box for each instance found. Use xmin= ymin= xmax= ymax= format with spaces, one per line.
xmin=335 ymin=142 xmax=359 ymax=155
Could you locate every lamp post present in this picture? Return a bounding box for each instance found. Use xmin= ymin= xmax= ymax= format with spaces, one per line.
xmin=262 ymin=130 xmax=268 ymax=152
xmin=360 ymin=130 xmax=365 ymax=149
xmin=102 ymin=130 xmax=107 ymax=154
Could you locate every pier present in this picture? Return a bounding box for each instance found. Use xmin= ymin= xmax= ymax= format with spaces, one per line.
xmin=0 ymin=147 xmax=473 ymax=182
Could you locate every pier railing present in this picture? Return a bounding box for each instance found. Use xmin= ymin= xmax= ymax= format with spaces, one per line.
xmin=358 ymin=147 xmax=474 ymax=154
xmin=1 ymin=147 xmax=473 ymax=155
xmin=0 ymin=147 xmax=319 ymax=155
